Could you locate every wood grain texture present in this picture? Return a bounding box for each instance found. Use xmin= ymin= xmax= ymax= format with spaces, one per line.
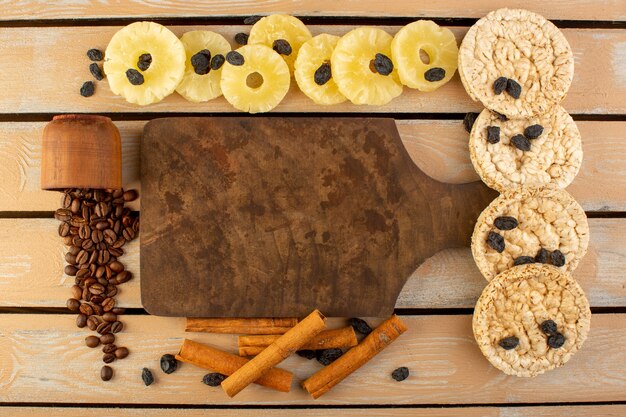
xmin=0 ymin=26 xmax=623 ymax=114
xmin=0 ymin=314 xmax=624 ymax=404
xmin=0 ymin=0 xmax=623 ymax=21
xmin=0 ymin=218 xmax=623 ymax=309
xmin=1 ymin=120 xmax=624 ymax=212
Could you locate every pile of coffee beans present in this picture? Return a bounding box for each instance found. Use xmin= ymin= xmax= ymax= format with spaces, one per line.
xmin=56 ymin=187 xmax=139 ymax=381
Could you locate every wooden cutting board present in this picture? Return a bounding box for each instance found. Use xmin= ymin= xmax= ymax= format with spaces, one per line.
xmin=140 ymin=117 xmax=496 ymax=317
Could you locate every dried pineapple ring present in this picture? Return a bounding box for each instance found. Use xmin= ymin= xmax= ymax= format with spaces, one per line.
xmin=104 ymin=21 xmax=185 ymax=106
xmin=331 ymin=27 xmax=403 ymax=106
xmin=176 ymin=31 xmax=231 ymax=103
xmin=391 ymin=20 xmax=458 ymax=92
xmin=294 ymin=34 xmax=346 ymax=105
xmin=248 ymin=14 xmax=312 ymax=73
xmin=220 ymin=44 xmax=290 ymax=113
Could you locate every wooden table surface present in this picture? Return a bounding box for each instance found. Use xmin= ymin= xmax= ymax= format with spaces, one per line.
xmin=0 ymin=1 xmax=625 ymax=416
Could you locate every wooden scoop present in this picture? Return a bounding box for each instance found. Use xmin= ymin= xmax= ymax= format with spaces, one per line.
xmin=140 ymin=117 xmax=496 ymax=317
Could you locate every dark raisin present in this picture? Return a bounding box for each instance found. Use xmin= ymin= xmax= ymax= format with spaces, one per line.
xmin=391 ymin=366 xmax=409 ymax=382
xmin=494 ymin=111 xmax=508 ymax=121
xmin=524 ymin=124 xmax=544 ymax=139
xmin=463 ymin=112 xmax=479 ymax=133
xmin=141 ymin=367 xmax=154 ymax=386
xmin=547 ymin=332 xmax=565 ymax=348
xmin=506 ymin=79 xmax=522 ymax=99
xmin=535 ymin=248 xmax=551 ymax=264
xmin=424 ymin=67 xmax=445 ymax=82
xmin=486 ymin=126 xmax=501 ymax=144
xmin=243 ymin=15 xmax=262 ymax=25
xmin=89 ymin=63 xmax=104 ymax=81
xmin=316 ymin=348 xmax=343 ymax=366
xmin=349 ymin=317 xmax=373 ymax=335
xmin=296 ymin=350 xmax=317 ymax=360
xmin=87 ymin=48 xmax=104 ymax=61
xmin=493 ymin=77 xmax=508 ymax=95
xmin=498 ymin=336 xmax=519 ymax=350
xmin=487 ymin=231 xmax=505 ymax=253
xmin=494 ymin=216 xmax=518 ymax=230
xmin=234 ymin=32 xmax=249 ymax=45
xmin=226 ymin=51 xmax=245 ymax=66
xmin=80 ymin=81 xmax=95 ymax=97
xmin=314 ymin=62 xmax=332 ymax=86
xmin=511 ymin=134 xmax=531 ymax=151
xmin=191 ymin=49 xmax=211 ymax=75
xmin=273 ymin=39 xmax=292 ymax=56
xmin=137 ymin=53 xmax=152 ymax=71
xmin=126 ymin=69 xmax=144 ymax=85
xmin=210 ymin=54 xmax=226 ymax=70
xmin=160 ymin=353 xmax=178 ymax=374
xmin=202 ymin=372 xmax=226 ymax=387
xmin=514 ymin=256 xmax=535 ymax=266
xmin=551 ymin=250 xmax=566 ymax=267
xmin=373 ymin=53 xmax=393 ymax=76
xmin=540 ymin=319 xmax=558 ymax=336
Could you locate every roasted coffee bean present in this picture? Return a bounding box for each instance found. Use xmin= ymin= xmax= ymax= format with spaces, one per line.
xmin=109 ymin=248 xmax=124 ymax=258
xmin=63 ymin=236 xmax=74 ymax=246
xmin=97 ymin=322 xmax=112 ymax=335
xmin=111 ymin=307 xmax=126 ymax=315
xmin=64 ymin=265 xmax=78 ymax=276
xmin=101 ymin=365 xmax=113 ymax=381
xmin=202 ymin=372 xmax=226 ymax=387
xmin=142 ymin=368 xmax=154 ymax=386
xmin=91 ymin=295 xmax=105 ymax=305
xmin=487 ymin=231 xmax=505 ymax=253
xmin=115 ymin=347 xmax=129 ymax=359
xmin=76 ymin=250 xmax=89 ymax=265
xmin=87 ymin=48 xmax=104 ymax=61
xmin=373 ymin=53 xmax=393 ymax=76
xmin=78 ymin=224 xmax=91 ymax=240
xmin=95 ymin=221 xmax=109 ymax=231
xmin=121 ymin=189 xmax=137 ymax=202
xmin=70 ymin=215 xmax=86 ymax=227
xmin=314 ymin=62 xmax=332 ymax=86
xmin=424 ymin=67 xmax=445 ymax=82
xmin=72 ymin=235 xmax=83 ymax=247
xmin=524 ymin=124 xmax=544 ymax=139
xmin=61 ymin=193 xmax=72 ymax=208
xmin=463 ymin=112 xmax=479 ymax=133
xmin=81 ymin=239 xmax=95 ymax=251
xmin=80 ymin=303 xmax=94 ymax=316
xmin=191 ymin=49 xmax=211 ymax=75
xmin=535 ymin=248 xmax=551 ymax=264
xmin=83 ymin=277 xmax=96 ymax=287
xmin=243 ymin=15 xmax=262 ymax=24
xmin=89 ymin=63 xmax=104 ymax=81
xmin=81 ymin=286 xmax=91 ymax=301
xmin=349 ymin=317 xmax=373 ymax=335
xmin=89 ymin=283 xmax=105 ymax=295
xmin=103 ymin=353 xmax=116 ymax=364
xmin=109 ymin=261 xmax=124 ymax=273
xmin=296 ymin=350 xmax=317 ymax=360
xmin=511 ymin=134 xmax=531 ymax=151
xmin=68 ymin=284 xmax=80 ymax=298
xmin=486 ymin=126 xmax=500 ymax=144
xmin=69 ymin=245 xmax=81 ymax=256
xmin=272 ymin=39 xmax=292 ymax=55
xmin=160 ymin=354 xmax=179 ymax=374
xmin=226 ymin=51 xmax=245 ymax=66
xmin=136 ymin=53 xmax=152 ymax=71
xmin=66 ymin=298 xmax=80 ymax=312
xmin=111 ymin=321 xmax=123 ymax=333
xmin=59 ymin=222 xmax=71 ymax=237
xmin=391 ymin=366 xmax=409 ymax=382
xmin=69 ymin=198 xmax=81 ymax=214
xmin=87 ymin=315 xmax=101 ymax=331
xmin=103 ymin=229 xmax=117 ymax=245
xmin=499 ymin=336 xmax=519 ymax=350
xmin=234 ymin=32 xmax=249 ymax=45
xmin=316 ymin=348 xmax=343 ymax=366
xmin=97 ymin=276 xmax=108 ymax=286
xmin=102 ymin=297 xmax=116 ymax=312
xmin=95 ymin=266 xmax=106 ymax=278
xmin=122 ymin=227 xmax=135 ymax=241
xmin=97 ymin=250 xmax=110 ymax=265
xmin=551 ymin=250 xmax=566 ymax=267
xmin=91 ymin=229 xmax=104 ymax=243
xmin=103 ymin=312 xmax=117 ymax=323
xmin=126 ymin=69 xmax=144 ymax=85
xmin=548 ymin=332 xmax=565 ymax=348
xmin=93 ymin=305 xmax=104 ymax=317
xmin=80 ymin=81 xmax=95 ymax=97
xmin=506 ymin=78 xmax=522 ymax=99
xmin=100 ymin=333 xmax=115 ymax=345
xmin=105 ymin=285 xmax=118 ymax=298
xmin=85 ymin=335 xmax=100 ymax=348
xmin=494 ymin=216 xmax=518 ymax=231
xmin=514 ymin=256 xmax=535 ymax=266
xmin=102 ymin=343 xmax=117 ymax=354
xmin=112 ymin=237 xmax=126 ymax=249
xmin=55 ymin=208 xmax=72 ymax=222
xmin=541 ymin=319 xmax=558 ymax=335
xmin=493 ymin=77 xmax=508 ymax=95
xmin=115 ymin=271 xmax=132 ymax=284
xmin=210 ymin=54 xmax=225 ymax=70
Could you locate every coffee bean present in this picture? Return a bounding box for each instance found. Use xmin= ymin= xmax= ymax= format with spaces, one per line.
xmin=103 ymin=312 xmax=117 ymax=322
xmin=76 ymin=314 xmax=88 ymax=328
xmin=90 ymin=295 xmax=104 ymax=305
xmin=109 ymin=261 xmax=124 ymax=273
xmin=142 ymin=368 xmax=154 ymax=386
xmin=101 ymin=365 xmax=113 ymax=381
xmin=111 ymin=307 xmax=126 ymax=315
xmin=101 ymin=333 xmax=115 ymax=345
xmin=105 ymin=285 xmax=118 ymax=298
xmin=80 ymin=303 xmax=94 ymax=316
xmin=95 ymin=221 xmax=109 ymax=231
xmin=122 ymin=227 xmax=135 ymax=241
xmin=115 ymin=271 xmax=132 ymax=284
xmin=122 ymin=190 xmax=138 ymax=202
xmin=92 ymin=304 xmax=104 ymax=316
xmin=102 ymin=297 xmax=116 ymax=312
xmin=87 ymin=316 xmax=101 ymax=331
xmin=59 ymin=222 xmax=71 ymax=237
xmin=103 ymin=353 xmax=116 ymax=364
xmin=61 ymin=193 xmax=72 ymax=208
xmin=97 ymin=322 xmax=112 ymax=335
xmin=111 ymin=321 xmax=123 ymax=333
xmin=160 ymin=354 xmax=179 ymax=374
xmin=69 ymin=245 xmax=81 ymax=256
xmin=89 ymin=283 xmax=105 ymax=295
xmin=55 ymin=209 xmax=72 ymax=222
xmin=66 ymin=298 xmax=80 ymax=312
xmin=103 ymin=229 xmax=117 ymax=245
xmin=102 ymin=343 xmax=117 ymax=354
xmin=76 ymin=250 xmax=89 ymax=265
xmin=85 ymin=335 xmax=100 ymax=348
xmin=115 ymin=347 xmax=129 ymax=359
xmin=76 ymin=268 xmax=90 ymax=278
xmin=91 ymin=229 xmax=104 ymax=243
xmin=109 ymin=247 xmax=124 ymax=258
xmin=64 ymin=265 xmax=78 ymax=276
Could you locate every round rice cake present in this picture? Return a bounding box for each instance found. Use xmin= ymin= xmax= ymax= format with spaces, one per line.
xmin=471 ymin=186 xmax=589 ymax=281
xmin=469 ymin=106 xmax=582 ymax=192
xmin=473 ymin=263 xmax=591 ymax=377
xmin=458 ymin=8 xmax=574 ymax=118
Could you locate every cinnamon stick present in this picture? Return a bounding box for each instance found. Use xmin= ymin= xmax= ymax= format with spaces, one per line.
xmin=175 ymin=339 xmax=293 ymax=392
xmin=185 ymin=317 xmax=298 ymax=334
xmin=221 ymin=309 xmax=326 ymax=397
xmin=238 ymin=326 xmax=358 ymax=356
xmin=302 ymin=315 xmax=407 ymax=399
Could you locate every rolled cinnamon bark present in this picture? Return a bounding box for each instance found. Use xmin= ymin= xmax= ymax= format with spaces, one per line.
xmin=175 ymin=339 xmax=293 ymax=392
xmin=186 ymin=317 xmax=298 ymax=334
xmin=302 ymin=315 xmax=407 ymax=399
xmin=238 ymin=326 xmax=358 ymax=356
xmin=221 ymin=309 xmax=326 ymax=397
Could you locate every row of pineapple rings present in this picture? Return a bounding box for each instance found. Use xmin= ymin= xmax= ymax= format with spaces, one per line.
xmin=103 ymin=15 xmax=459 ymax=113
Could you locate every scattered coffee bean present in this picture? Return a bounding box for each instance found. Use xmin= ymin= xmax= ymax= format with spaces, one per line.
xmin=535 ymin=248 xmax=551 ymax=264
xmin=273 ymin=39 xmax=292 ymax=56
xmin=511 ymin=134 xmax=531 ymax=151
xmin=97 ymin=322 xmax=112 ymax=335
xmin=514 ymin=256 xmax=535 ymax=266
xmin=115 ymin=347 xmax=129 ymax=359
xmin=524 ymin=124 xmax=544 ymax=139
xmin=66 ymin=298 xmax=80 ymax=312
xmin=486 ymin=126 xmax=500 ymax=144
xmin=541 ymin=319 xmax=558 ymax=336
xmin=142 ymin=368 xmax=155 ymax=386
xmin=506 ymin=79 xmax=522 ymax=99
xmin=100 ymin=334 xmax=115 ymax=345
xmin=123 ymin=189 xmax=138 ymax=201
xmin=391 ymin=366 xmax=409 ymax=382
xmin=87 ymin=316 xmax=100 ymax=331
xmin=89 ymin=63 xmax=104 ymax=81
xmin=102 ymin=344 xmax=117 ymax=354
xmin=226 ymin=51 xmax=245 ymax=66
xmin=126 ymin=69 xmax=144 ymax=85
xmin=424 ymin=67 xmax=445 ymax=82
xmin=316 ymin=348 xmax=343 ymax=366
xmin=103 ymin=353 xmax=116 ymax=364
xmin=487 ymin=231 xmax=505 ymax=253
xmin=210 ymin=54 xmax=225 ymax=70
xmin=548 ymin=332 xmax=565 ymax=348
xmin=243 ymin=15 xmax=262 ymax=24
xmin=160 ymin=354 xmax=179 ymax=374
xmin=499 ymin=336 xmax=519 ymax=350
xmin=551 ymin=250 xmax=566 ymax=267
xmin=202 ymin=372 xmax=227 ymax=387
xmin=111 ymin=321 xmax=123 ymax=334
xmin=191 ymin=49 xmax=211 ymax=75
xmin=373 ymin=53 xmax=393 ymax=76
xmin=234 ymin=32 xmax=249 ymax=45
xmin=493 ymin=77 xmax=508 ymax=95
xmin=80 ymin=81 xmax=95 ymax=97
xmin=137 ymin=53 xmax=152 ymax=71
xmin=103 ymin=312 xmax=117 ymax=322
xmin=79 ymin=303 xmax=94 ymax=316
xmin=101 ymin=365 xmax=113 ymax=381
xmin=296 ymin=350 xmax=317 ymax=360
xmin=494 ymin=216 xmax=518 ymax=231
xmin=463 ymin=112 xmax=479 ymax=133
xmin=349 ymin=317 xmax=373 ymax=335
xmin=76 ymin=314 xmax=87 ymax=328
xmin=65 ymin=265 xmax=78 ymax=276
xmin=85 ymin=335 xmax=100 ymax=348
xmin=87 ymin=48 xmax=104 ymax=61
xmin=314 ymin=62 xmax=332 ymax=86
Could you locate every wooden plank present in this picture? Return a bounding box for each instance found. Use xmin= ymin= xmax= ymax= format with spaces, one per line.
xmin=0 ymin=1 xmax=623 ymax=21
xmin=0 ymin=26 xmax=623 ymax=114
xmin=0 ymin=314 xmax=624 ymax=404
xmin=1 ymin=120 xmax=624 ymax=212
xmin=0 ymin=218 xmax=623 ymax=309
xmin=2 ymin=405 xmax=626 ymax=417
